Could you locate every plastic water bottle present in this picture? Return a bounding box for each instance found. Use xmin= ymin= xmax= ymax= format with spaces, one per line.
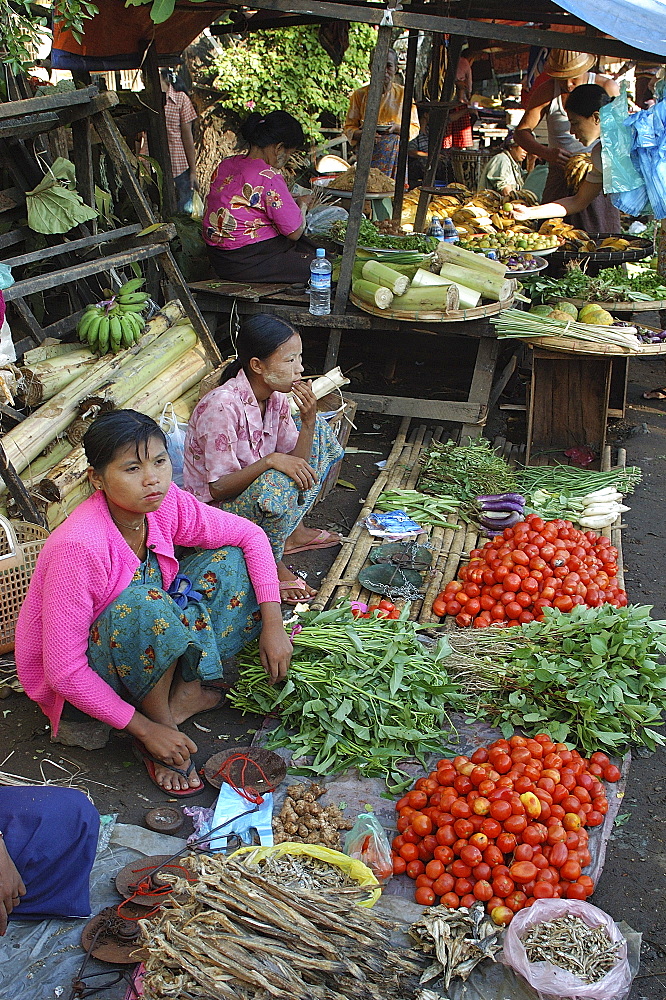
xmin=427 ymin=216 xmax=445 ymax=240
xmin=441 ymin=217 xmax=459 ymax=243
xmin=309 ymin=248 xmax=332 ymax=316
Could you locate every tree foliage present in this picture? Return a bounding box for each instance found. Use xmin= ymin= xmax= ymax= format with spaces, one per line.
xmin=0 ymin=0 xmax=98 ymax=75
xmin=209 ymin=25 xmax=377 ymax=143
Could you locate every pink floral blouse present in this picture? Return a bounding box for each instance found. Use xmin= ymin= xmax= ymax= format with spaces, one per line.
xmin=203 ymin=155 xmax=303 ymax=249
xmin=183 ymin=369 xmax=300 ymax=502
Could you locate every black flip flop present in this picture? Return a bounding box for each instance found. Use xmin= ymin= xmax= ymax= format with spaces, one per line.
xmin=133 ymin=739 xmax=206 ymax=798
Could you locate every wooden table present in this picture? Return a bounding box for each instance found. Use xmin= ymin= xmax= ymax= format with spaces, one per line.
xmin=189 ymin=279 xmax=504 ymax=435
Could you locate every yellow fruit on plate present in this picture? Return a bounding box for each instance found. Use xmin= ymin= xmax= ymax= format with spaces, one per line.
xmin=579 ymin=304 xmax=614 ymax=325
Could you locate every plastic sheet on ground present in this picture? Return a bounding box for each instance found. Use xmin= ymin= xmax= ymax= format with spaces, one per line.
xmin=256 ymin=710 xmax=630 ymax=895
xmin=0 ymin=822 xmax=186 ymax=1000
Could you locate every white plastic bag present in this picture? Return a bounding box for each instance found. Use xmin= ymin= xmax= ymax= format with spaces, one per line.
xmin=159 ymin=402 xmax=188 ymax=487
xmin=500 ymin=899 xmax=632 ymax=1000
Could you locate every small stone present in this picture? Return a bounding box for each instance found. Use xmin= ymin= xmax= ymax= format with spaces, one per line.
xmin=50 ymin=717 xmax=111 ymax=750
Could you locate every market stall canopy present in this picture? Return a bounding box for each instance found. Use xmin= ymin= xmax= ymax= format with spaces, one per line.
xmin=52 ymin=0 xmax=666 ymax=70
xmin=554 ymin=0 xmax=666 ymax=58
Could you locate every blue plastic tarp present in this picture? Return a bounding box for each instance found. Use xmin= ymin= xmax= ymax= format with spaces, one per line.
xmin=553 ymin=0 xmax=666 ymax=57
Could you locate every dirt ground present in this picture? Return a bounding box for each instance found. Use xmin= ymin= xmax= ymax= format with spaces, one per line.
xmin=1 ymin=336 xmax=666 ymax=998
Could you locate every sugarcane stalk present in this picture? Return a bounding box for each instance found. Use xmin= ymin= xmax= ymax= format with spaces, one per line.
xmin=0 ymin=302 xmax=185 ymax=494
xmin=17 ymin=349 xmax=98 ymax=406
xmin=41 ymin=346 xmax=211 ymax=503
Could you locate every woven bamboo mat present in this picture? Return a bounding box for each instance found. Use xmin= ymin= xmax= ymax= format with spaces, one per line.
xmin=314 ymin=425 xmax=626 ymax=622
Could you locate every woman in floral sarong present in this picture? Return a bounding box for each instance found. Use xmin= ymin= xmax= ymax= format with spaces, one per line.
xmin=16 ymin=410 xmax=291 ymax=797
xmin=183 ymin=316 xmax=344 ymax=604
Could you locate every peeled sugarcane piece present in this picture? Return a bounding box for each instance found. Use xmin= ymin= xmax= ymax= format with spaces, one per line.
xmin=410 ymin=269 xmax=477 ymax=308
xmin=397 ymin=282 xmax=461 ymax=312
xmin=435 ymin=262 xmax=514 ymax=302
xmin=361 ymin=260 xmax=410 ymax=296
xmin=289 ymin=366 xmax=350 ymax=415
xmin=434 ymin=240 xmax=508 ymax=277
xmin=352 ymin=279 xmax=394 ymax=310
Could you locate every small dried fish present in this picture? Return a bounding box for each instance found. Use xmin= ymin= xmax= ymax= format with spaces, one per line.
xmin=409 ymin=901 xmax=502 ymax=989
xmin=522 ymin=914 xmax=622 ymax=984
xmin=241 ymin=848 xmax=360 ymax=893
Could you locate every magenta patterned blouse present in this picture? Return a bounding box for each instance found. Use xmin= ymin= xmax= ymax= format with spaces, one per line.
xmin=203 ymin=154 xmax=303 ymax=250
xmin=183 ymin=369 xmax=300 ymax=502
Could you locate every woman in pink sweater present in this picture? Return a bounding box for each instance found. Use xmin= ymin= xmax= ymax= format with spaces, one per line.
xmin=16 ymin=410 xmax=292 ymax=797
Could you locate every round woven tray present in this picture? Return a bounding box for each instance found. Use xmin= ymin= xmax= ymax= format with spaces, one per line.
xmin=548 ymin=233 xmax=653 ymax=265
xmin=350 ymin=292 xmax=515 ymax=323
xmin=561 ymin=297 xmax=666 ymax=313
xmin=523 ymin=335 xmax=666 ymax=356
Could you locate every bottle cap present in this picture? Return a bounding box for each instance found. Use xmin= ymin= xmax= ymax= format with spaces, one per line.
xmin=316 ymin=247 xmax=325 ymax=257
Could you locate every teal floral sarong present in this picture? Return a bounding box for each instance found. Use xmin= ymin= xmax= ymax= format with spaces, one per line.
xmin=87 ymin=547 xmax=261 ymax=703
xmin=218 ymin=413 xmax=344 ymax=560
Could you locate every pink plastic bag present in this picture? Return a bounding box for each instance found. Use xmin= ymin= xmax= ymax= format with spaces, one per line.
xmin=500 ymin=899 xmax=632 ymax=1000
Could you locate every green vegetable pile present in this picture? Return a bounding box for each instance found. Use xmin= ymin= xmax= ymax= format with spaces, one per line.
xmin=417 ymin=438 xmax=517 ymax=506
xmin=375 ymin=488 xmax=460 ymax=528
xmin=443 ymin=604 xmax=666 ymax=753
xmin=328 ymin=218 xmax=437 ymax=253
xmin=516 ymin=463 xmax=642 ymax=521
xmin=525 ymin=262 xmax=666 ymax=304
xmin=229 ymin=605 xmax=463 ymax=791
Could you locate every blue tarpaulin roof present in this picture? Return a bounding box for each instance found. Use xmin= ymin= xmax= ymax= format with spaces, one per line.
xmin=555 ymin=0 xmax=666 ymax=58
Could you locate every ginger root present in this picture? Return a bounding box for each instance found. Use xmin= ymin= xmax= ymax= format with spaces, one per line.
xmin=272 ymin=782 xmax=350 ymax=849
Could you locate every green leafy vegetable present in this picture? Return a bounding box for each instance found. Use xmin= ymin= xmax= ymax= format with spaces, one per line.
xmin=229 ymin=604 xmax=463 ymax=792
xmin=329 ymin=218 xmax=437 ymax=253
xmin=417 ymin=438 xmax=517 ymax=506
xmin=525 ymin=261 xmax=666 ymax=304
xmin=443 ymin=604 xmax=666 ymax=754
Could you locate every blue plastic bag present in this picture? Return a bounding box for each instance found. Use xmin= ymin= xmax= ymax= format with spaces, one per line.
xmin=627 ymin=97 xmax=666 ymax=218
xmin=600 ymin=84 xmax=649 ymax=216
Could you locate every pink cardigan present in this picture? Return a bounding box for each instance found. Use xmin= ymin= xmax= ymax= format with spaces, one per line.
xmin=15 ymin=484 xmax=280 ymax=734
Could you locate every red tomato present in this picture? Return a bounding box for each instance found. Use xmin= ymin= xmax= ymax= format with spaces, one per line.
xmin=496 ymin=832 xmax=517 ymax=854
xmin=415 ymin=874 xmax=435 ymax=889
xmin=604 ymin=764 xmax=621 ymax=783
xmin=441 ymin=891 xmax=460 ymax=909
xmin=481 ymin=818 xmax=502 ymax=839
xmin=509 ymin=861 xmax=537 ymax=884
xmin=432 ymin=874 xmax=455 ymax=895
xmin=565 ymin=882 xmax=588 ymax=900
xmin=436 ymin=825 xmax=456 ymax=847
xmin=460 ymin=844 xmax=483 ymax=867
xmin=412 ymin=814 xmax=433 ymax=837
xmin=514 ymin=843 xmax=534 ymax=862
xmin=533 ymin=881 xmax=555 ymax=898
xmin=490 ymin=799 xmax=512 ymax=822
xmin=408 ymin=790 xmax=428 ymax=809
xmin=425 ymin=859 xmax=445 ymax=880
xmin=392 ymin=855 xmax=407 ymax=874
xmin=400 ymin=843 xmax=419 ymax=862
xmin=492 ymin=875 xmax=515 ymax=898
xmin=415 ymin=886 xmax=436 ymax=906
xmin=406 ymin=860 xmax=425 ymax=879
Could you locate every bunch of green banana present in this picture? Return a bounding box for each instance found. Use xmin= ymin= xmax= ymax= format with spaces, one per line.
xmin=76 ymin=277 xmax=150 ymax=354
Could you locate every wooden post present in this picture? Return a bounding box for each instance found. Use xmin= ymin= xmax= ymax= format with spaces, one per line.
xmin=333 ymin=22 xmax=393 ymax=314
xmin=71 ymin=118 xmax=96 ymax=222
xmin=0 ymin=443 xmax=46 ymax=526
xmin=141 ymin=41 xmax=178 ymax=217
xmin=414 ymin=34 xmax=465 ymax=233
xmin=392 ymin=29 xmax=419 ymax=222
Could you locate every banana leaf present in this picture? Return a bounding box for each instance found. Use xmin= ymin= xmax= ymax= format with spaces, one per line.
xmin=26 ymin=157 xmax=97 ymax=234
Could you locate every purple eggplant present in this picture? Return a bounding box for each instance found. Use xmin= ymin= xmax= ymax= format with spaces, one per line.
xmin=478 ymin=499 xmax=525 ymax=513
xmin=475 ymin=493 xmax=526 ymax=505
xmin=479 ymin=510 xmax=523 ymax=530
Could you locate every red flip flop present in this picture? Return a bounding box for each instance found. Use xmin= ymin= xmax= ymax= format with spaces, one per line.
xmin=133 ymin=739 xmax=206 ymax=799
xmin=283 ymin=529 xmax=342 ymax=555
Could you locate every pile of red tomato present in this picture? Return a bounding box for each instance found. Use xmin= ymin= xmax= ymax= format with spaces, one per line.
xmin=351 ymin=598 xmax=401 ymax=620
xmin=391 ymin=733 xmax=621 ymax=925
xmin=431 ymin=514 xmax=627 ymax=628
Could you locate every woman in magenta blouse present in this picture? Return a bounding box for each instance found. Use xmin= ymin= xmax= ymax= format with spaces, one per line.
xmin=203 ymin=111 xmax=316 ymax=282
xmin=16 ymin=409 xmax=292 ymax=797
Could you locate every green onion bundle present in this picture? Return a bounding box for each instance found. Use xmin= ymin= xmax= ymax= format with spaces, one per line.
xmin=491 ymin=309 xmax=642 ymax=350
xmin=375 ymin=489 xmax=460 ymax=528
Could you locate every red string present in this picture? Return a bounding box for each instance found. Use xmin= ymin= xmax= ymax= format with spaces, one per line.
xmin=116 ymin=863 xmax=197 ymax=920
xmin=211 ymin=752 xmax=278 ymax=804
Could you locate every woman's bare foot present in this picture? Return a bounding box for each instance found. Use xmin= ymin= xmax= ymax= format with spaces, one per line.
xmin=284 ymin=524 xmax=341 ymax=554
xmin=277 ymin=560 xmax=317 ymax=603
xmin=152 ymin=758 xmax=203 ymax=793
xmin=169 ymin=678 xmax=223 ymax=725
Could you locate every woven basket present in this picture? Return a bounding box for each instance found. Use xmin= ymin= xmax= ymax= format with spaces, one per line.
xmin=449 ymin=148 xmax=495 ymax=191
xmin=0 ymin=515 xmax=49 ymax=654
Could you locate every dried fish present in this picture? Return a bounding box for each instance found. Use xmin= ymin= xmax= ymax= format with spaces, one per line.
xmin=409 ymin=901 xmax=503 ymax=989
xmin=240 ymin=848 xmax=362 ymax=895
xmin=521 ymin=914 xmax=622 ymax=984
xmin=139 ymin=853 xmax=426 ymax=1000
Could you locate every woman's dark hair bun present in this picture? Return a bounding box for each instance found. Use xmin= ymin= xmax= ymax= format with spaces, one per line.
xmin=220 ymin=315 xmax=298 ymax=385
xmin=239 ymin=110 xmax=305 ymax=150
xmin=566 ymin=83 xmax=613 ymax=118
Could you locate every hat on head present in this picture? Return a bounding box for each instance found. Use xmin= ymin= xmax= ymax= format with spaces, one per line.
xmin=545 ymin=49 xmax=596 ymax=79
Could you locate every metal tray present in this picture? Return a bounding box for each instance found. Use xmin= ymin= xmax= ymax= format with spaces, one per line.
xmin=548 ymin=233 xmax=653 ymax=264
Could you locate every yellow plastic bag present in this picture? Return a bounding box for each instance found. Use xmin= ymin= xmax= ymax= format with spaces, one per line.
xmin=231 ymin=841 xmax=381 ymax=907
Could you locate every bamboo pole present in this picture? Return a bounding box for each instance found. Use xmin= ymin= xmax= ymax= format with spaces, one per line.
xmin=172 ymin=385 xmax=199 ymax=422
xmin=0 ymin=302 xmax=185 ymax=493
xmin=40 ymin=346 xmax=212 ymax=502
xmin=20 ymin=439 xmax=72 ymax=488
xmin=17 ymin=349 xmax=98 ymax=406
xmin=312 ymin=418 xmax=411 ymax=609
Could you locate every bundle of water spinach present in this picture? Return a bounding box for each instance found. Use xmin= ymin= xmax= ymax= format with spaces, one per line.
xmin=230 ymin=605 xmax=464 ymax=791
